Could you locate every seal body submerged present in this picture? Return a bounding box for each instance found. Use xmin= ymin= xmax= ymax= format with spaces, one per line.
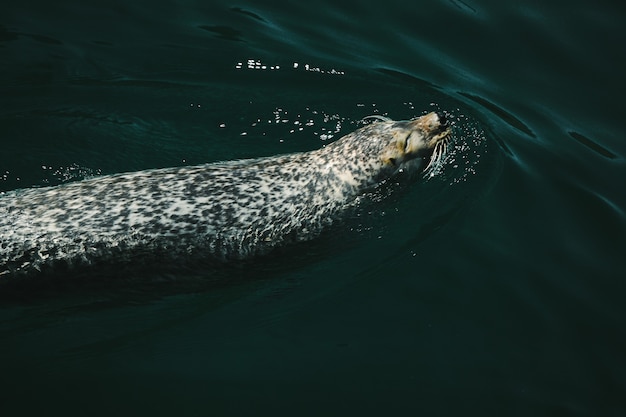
xmin=0 ymin=112 xmax=450 ymax=281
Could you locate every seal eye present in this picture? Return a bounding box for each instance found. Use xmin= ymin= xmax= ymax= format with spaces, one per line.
xmin=388 ymin=157 xmax=397 ymax=166
xmin=404 ymin=134 xmax=412 ymax=153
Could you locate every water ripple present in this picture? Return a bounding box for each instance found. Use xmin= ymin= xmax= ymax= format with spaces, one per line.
xmin=458 ymin=92 xmax=535 ymax=138
xmin=568 ymin=131 xmax=618 ymax=160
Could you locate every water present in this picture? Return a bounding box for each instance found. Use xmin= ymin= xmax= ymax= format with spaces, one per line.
xmin=1 ymin=0 xmax=625 ymax=415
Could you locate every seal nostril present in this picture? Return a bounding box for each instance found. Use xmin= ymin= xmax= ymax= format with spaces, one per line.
xmin=436 ymin=112 xmax=448 ymax=127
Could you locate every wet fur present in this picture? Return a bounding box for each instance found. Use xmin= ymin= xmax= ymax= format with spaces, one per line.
xmin=0 ymin=114 xmax=448 ymax=280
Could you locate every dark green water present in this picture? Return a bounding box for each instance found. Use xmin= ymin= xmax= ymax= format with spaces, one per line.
xmin=1 ymin=0 xmax=625 ymax=415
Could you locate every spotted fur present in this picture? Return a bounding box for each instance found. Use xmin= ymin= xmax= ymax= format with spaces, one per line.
xmin=0 ymin=112 xmax=449 ymax=279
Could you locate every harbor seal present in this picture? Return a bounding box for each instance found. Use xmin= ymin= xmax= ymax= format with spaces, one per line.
xmin=0 ymin=112 xmax=450 ymax=283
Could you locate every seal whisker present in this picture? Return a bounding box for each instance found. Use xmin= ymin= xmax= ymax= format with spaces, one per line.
xmin=423 ymin=136 xmax=450 ymax=177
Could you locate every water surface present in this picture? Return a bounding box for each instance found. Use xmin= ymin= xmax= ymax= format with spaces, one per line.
xmin=1 ymin=0 xmax=625 ymax=416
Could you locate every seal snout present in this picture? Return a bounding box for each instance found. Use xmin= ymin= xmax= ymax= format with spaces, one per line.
xmin=408 ymin=111 xmax=449 ymax=135
xmin=436 ymin=112 xmax=449 ymax=128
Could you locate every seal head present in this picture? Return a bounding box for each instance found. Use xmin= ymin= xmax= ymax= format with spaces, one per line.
xmin=325 ymin=111 xmax=451 ymax=190
xmin=378 ymin=111 xmax=450 ymax=170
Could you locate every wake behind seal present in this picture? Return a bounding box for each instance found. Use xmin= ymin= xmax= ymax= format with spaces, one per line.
xmin=0 ymin=112 xmax=451 ymax=283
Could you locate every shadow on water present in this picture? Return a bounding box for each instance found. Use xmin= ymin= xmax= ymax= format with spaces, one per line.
xmin=0 ymin=235 xmax=332 ymax=305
